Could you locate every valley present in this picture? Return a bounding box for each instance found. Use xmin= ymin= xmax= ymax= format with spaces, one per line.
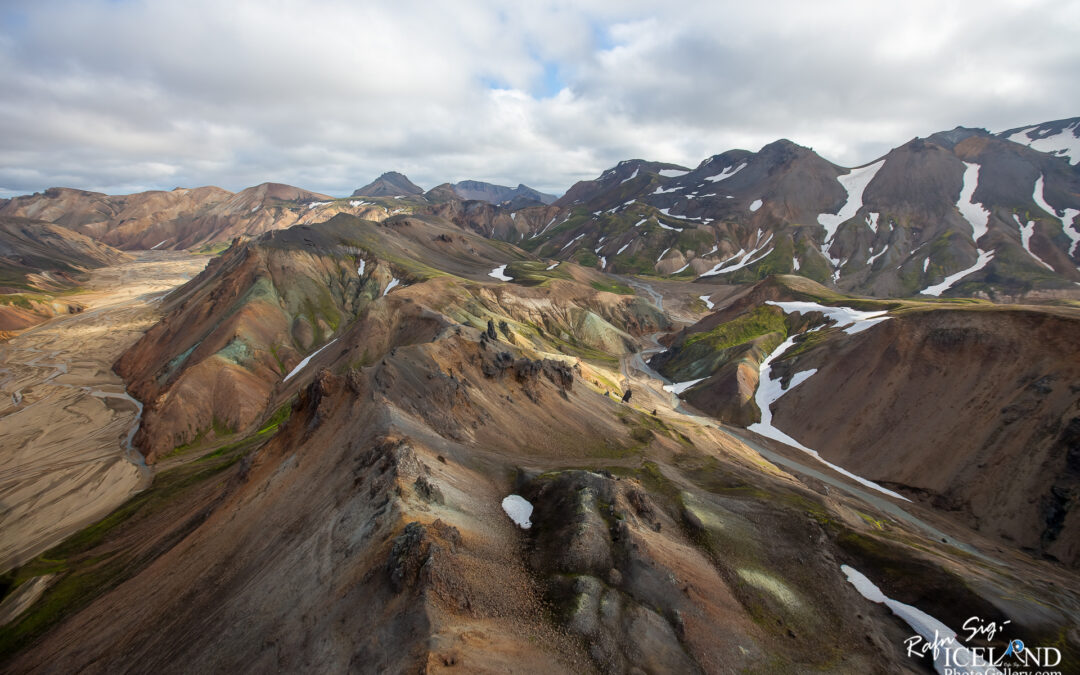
xmin=0 ymin=252 xmax=210 ymax=573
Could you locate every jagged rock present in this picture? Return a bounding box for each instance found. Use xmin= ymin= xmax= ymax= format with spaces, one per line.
xmin=414 ymin=475 xmax=444 ymax=504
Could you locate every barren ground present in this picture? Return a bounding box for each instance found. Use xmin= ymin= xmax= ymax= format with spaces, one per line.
xmin=0 ymin=252 xmax=210 ymax=572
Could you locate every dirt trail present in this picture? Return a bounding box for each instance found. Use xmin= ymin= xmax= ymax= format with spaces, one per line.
xmin=0 ymin=252 xmax=210 ymax=572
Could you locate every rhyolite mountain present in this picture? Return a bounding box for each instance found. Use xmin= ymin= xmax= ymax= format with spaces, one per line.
xmin=0 ymin=183 xmax=342 ymax=251
xmin=3 ymin=116 xmax=1078 ymax=301
xmin=0 ymin=216 xmax=130 ymax=334
xmin=6 ymin=203 xmax=1079 ymax=672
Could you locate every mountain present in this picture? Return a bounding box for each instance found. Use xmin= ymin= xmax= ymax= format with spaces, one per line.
xmin=113 ymin=212 xmax=663 ymax=461
xmin=999 ymin=116 xmax=1080 ymax=166
xmin=5 ymin=169 xmax=1080 ymax=671
xmin=0 ymin=217 xmax=129 ymax=292
xmin=450 ymin=180 xmax=557 ymax=206
xmin=513 ymin=124 xmax=1080 ymax=300
xmin=0 ymin=217 xmax=130 ymax=335
xmin=652 ymin=274 xmax=1080 ymax=565
xmin=7 ymin=207 xmax=1079 ymax=671
xmin=351 ymin=171 xmax=425 ymax=197
xmin=0 ymin=183 xmax=343 ymax=251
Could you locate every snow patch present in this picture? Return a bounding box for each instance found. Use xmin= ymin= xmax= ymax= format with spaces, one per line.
xmin=792 ymin=257 xmax=800 ymax=271
xmin=816 ymin=160 xmax=885 ymax=244
xmin=749 ymin=199 xmax=763 ymax=212
xmin=1008 ymin=121 xmax=1080 ymax=166
xmin=149 ymin=240 xmax=168 ymax=250
xmin=634 ymin=218 xmax=647 ymax=227
xmin=657 ymin=247 xmax=671 ymax=263
xmin=1014 ymin=214 xmax=1054 ymax=270
xmin=704 ymin=162 xmax=747 ymax=183
xmin=599 ymin=256 xmax=607 ymax=269
xmin=866 ymin=245 xmax=889 ymax=267
xmin=957 ymin=162 xmax=989 ymax=244
xmin=658 ymin=168 xmax=689 ymax=178
xmin=617 ymin=243 xmax=630 ymax=255
xmin=920 ymin=250 xmax=994 ymax=296
xmin=748 ymin=335 xmax=909 ymax=500
xmin=923 ymin=257 xmax=930 ymax=272
xmin=699 ymin=294 xmax=714 ymax=310
xmin=307 ymin=201 xmax=330 ymax=210
xmin=673 ymin=263 xmax=689 ymax=274
xmin=652 ymin=185 xmax=680 ymax=195
xmin=1033 ymin=175 xmax=1080 ymax=256
xmin=501 ymin=495 xmax=534 ymax=529
xmin=865 ymin=212 xmax=880 ymax=234
xmin=767 ymin=301 xmax=890 ymax=335
xmin=621 ymin=168 xmax=639 ymax=183
xmin=358 ymin=259 xmax=366 ymax=276
xmin=545 ymin=262 xmax=559 ymax=271
xmin=841 ymin=565 xmax=1000 ymax=675
xmin=561 ymin=234 xmax=585 ymax=251
xmin=283 ymin=339 xmax=339 ymax=382
xmin=349 ymin=199 xmax=373 ymax=207
xmin=383 ymin=278 xmax=401 ymax=296
xmin=489 ymin=265 xmax=513 ymax=281
xmin=663 ymin=377 xmax=707 ymax=395
xmin=700 ymin=234 xmax=774 ymax=277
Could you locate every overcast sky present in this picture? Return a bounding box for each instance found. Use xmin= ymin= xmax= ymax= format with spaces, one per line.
xmin=1 ymin=0 xmax=1077 ymax=198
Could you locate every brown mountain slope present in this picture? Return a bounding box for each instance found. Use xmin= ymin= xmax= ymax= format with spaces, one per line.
xmin=0 ymin=183 xmax=348 ymax=251
xmin=0 ymin=217 xmax=131 ymax=334
xmin=770 ymin=304 xmax=1080 ymax=565
xmin=654 ymin=276 xmax=1080 ymax=566
xmin=114 ymin=213 xmax=666 ymax=461
xmin=11 ymin=313 xmax=1077 ymax=672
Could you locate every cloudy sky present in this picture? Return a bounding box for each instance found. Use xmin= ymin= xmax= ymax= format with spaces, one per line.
xmin=1 ymin=0 xmax=1078 ymax=198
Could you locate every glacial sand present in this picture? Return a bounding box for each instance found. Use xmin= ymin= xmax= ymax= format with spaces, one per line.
xmin=0 ymin=251 xmax=210 ymax=572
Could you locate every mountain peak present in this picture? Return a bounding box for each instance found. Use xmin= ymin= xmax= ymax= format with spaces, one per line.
xmin=352 ymin=171 xmax=424 ymax=198
xmin=450 ymin=180 xmax=557 ymax=205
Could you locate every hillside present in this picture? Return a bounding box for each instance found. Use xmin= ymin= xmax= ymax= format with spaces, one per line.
xmin=653 ymin=275 xmax=1080 ymax=565
xmin=5 ymin=212 xmax=1079 ymax=672
xmin=0 ymin=217 xmax=131 ymax=335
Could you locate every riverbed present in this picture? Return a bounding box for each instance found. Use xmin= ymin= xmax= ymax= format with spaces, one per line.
xmin=0 ymin=251 xmax=209 ymax=571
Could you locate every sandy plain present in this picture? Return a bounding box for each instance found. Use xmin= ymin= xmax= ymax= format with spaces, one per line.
xmin=0 ymin=251 xmax=209 ymax=572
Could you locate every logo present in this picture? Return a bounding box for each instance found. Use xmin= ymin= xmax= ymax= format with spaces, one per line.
xmin=903 ymin=617 xmax=1063 ymax=675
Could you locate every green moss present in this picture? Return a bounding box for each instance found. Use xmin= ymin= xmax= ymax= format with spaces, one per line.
xmin=191 ymin=241 xmax=231 ymax=256
xmin=779 ymin=328 xmax=832 ymax=359
xmin=0 ymin=294 xmax=34 ymax=310
xmin=0 ymin=447 xmax=251 ymax=660
xmin=256 ymin=401 xmax=293 ymax=435
xmin=504 ymin=260 xmax=572 ymax=286
xmin=589 ymin=280 xmax=634 ymax=295
xmin=573 ymin=250 xmax=600 ymax=268
xmin=684 ymin=305 xmax=787 ymax=351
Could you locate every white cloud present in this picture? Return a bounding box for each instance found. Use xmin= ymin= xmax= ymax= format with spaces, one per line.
xmin=0 ymin=0 xmax=1077 ymax=199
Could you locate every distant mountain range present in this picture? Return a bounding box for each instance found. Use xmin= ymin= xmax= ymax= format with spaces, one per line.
xmin=515 ymin=117 xmax=1080 ymax=299
xmin=1 ymin=116 xmax=1077 ymax=300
